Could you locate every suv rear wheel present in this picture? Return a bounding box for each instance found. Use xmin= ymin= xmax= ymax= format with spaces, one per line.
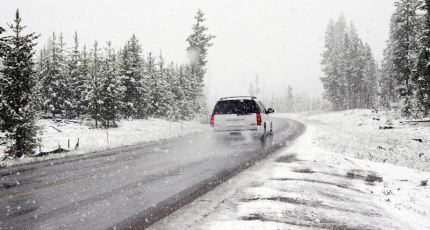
xmin=270 ymin=122 xmax=273 ymax=134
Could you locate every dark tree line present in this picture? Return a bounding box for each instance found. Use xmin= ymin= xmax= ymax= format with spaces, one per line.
xmin=320 ymin=15 xmax=378 ymax=111
xmin=0 ymin=9 xmax=214 ymax=158
xmin=381 ymin=0 xmax=430 ymax=117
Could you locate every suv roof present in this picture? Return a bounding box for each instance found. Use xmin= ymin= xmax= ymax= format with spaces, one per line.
xmin=219 ymin=96 xmax=258 ymax=101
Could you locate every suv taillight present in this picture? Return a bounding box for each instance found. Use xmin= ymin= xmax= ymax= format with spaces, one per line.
xmin=256 ymin=113 xmax=262 ymax=126
xmin=210 ymin=115 xmax=215 ymax=127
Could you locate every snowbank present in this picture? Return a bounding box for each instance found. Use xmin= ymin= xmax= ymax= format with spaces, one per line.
xmin=0 ymin=118 xmax=209 ymax=167
xmin=308 ymin=109 xmax=430 ymax=172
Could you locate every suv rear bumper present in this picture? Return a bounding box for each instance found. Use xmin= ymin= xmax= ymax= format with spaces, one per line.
xmin=213 ymin=129 xmax=265 ymax=142
xmin=213 ymin=126 xmax=265 ymax=136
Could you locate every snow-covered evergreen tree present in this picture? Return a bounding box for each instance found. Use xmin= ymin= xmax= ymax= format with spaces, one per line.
xmin=169 ymin=64 xmax=186 ymax=120
xmin=0 ymin=10 xmax=39 ymax=157
xmin=321 ymin=15 xmax=379 ymax=111
xmin=99 ymin=42 xmax=122 ymax=127
xmin=58 ymin=33 xmax=74 ymax=118
xmin=88 ymin=41 xmax=103 ymax=127
xmin=67 ymin=32 xmax=85 ymax=118
xmin=186 ymin=9 xmax=215 ymax=116
xmin=156 ymin=55 xmax=174 ymax=118
xmin=147 ymin=52 xmax=165 ymax=116
xmin=177 ymin=65 xmax=194 ymax=119
xmin=321 ymin=16 xmax=348 ymax=110
xmin=167 ymin=63 xmax=178 ymax=119
xmin=390 ymin=0 xmax=422 ymax=116
xmin=34 ymin=47 xmax=48 ymax=113
xmin=380 ymin=19 xmax=398 ymax=108
xmin=77 ymin=45 xmax=91 ymax=116
xmin=362 ymin=44 xmax=378 ymax=108
xmin=40 ymin=32 xmax=69 ymax=117
xmin=415 ymin=0 xmax=430 ymax=116
xmin=119 ymin=35 xmax=148 ymax=118
xmin=344 ymin=24 xmax=365 ymax=109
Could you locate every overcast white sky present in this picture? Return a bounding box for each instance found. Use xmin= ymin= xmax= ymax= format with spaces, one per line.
xmin=1 ymin=0 xmax=395 ymax=104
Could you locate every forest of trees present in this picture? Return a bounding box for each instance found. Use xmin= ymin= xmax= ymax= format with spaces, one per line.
xmin=36 ymin=9 xmax=214 ymax=126
xmin=322 ymin=0 xmax=430 ymax=118
xmin=0 ymin=9 xmax=214 ymax=157
xmin=320 ymin=15 xmax=378 ymax=111
xmin=380 ymin=0 xmax=430 ymax=117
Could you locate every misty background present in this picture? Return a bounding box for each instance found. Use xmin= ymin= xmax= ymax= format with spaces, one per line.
xmin=0 ymin=0 xmax=395 ymax=106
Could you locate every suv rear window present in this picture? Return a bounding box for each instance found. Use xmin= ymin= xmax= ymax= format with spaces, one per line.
xmin=213 ymin=100 xmax=259 ymax=115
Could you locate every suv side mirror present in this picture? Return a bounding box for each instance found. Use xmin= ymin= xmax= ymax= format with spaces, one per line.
xmin=267 ymin=108 xmax=274 ymax=114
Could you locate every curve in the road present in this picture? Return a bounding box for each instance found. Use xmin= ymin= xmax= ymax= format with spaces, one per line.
xmin=0 ymin=117 xmax=304 ymax=230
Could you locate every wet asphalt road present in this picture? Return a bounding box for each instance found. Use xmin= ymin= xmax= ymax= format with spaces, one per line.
xmin=0 ymin=117 xmax=304 ymax=230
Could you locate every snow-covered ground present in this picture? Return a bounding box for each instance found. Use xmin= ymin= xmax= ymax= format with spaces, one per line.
xmin=150 ymin=111 xmax=430 ymax=229
xmin=0 ymin=118 xmax=209 ymax=167
xmin=307 ymin=109 xmax=430 ymax=172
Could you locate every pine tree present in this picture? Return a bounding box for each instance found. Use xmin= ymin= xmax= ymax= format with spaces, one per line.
xmin=147 ymin=52 xmax=168 ymax=117
xmin=321 ymin=16 xmax=348 ymax=110
xmin=40 ymin=32 xmax=69 ymax=117
xmin=321 ymin=19 xmax=337 ymax=108
xmin=0 ymin=10 xmax=39 ymax=157
xmin=100 ymin=42 xmax=122 ymax=127
xmin=34 ymin=47 xmax=48 ymax=113
xmin=88 ymin=41 xmax=103 ymax=127
xmin=390 ymin=0 xmax=422 ymax=116
xmin=362 ymin=44 xmax=378 ymax=108
xmin=345 ymin=23 xmax=365 ymax=108
xmin=165 ymin=62 xmax=180 ymax=119
xmin=186 ymin=9 xmax=215 ymax=116
xmin=119 ymin=35 xmax=148 ymax=118
xmin=67 ymin=32 xmax=83 ymax=118
xmin=321 ymin=15 xmax=379 ymax=111
xmin=415 ymin=0 xmax=430 ymax=116
xmin=154 ymin=54 xmax=174 ymax=118
xmin=118 ymin=45 xmax=132 ymax=117
xmin=380 ymin=23 xmax=398 ymax=108
xmin=58 ymin=33 xmax=74 ymax=118
xmin=177 ymin=65 xmax=194 ymax=119
xmin=169 ymin=64 xmax=186 ymax=120
xmin=77 ymin=45 xmax=91 ymax=116
xmin=144 ymin=52 xmax=154 ymax=116
xmin=335 ymin=15 xmax=349 ymax=110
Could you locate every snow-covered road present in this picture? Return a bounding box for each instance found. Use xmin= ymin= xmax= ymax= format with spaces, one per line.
xmin=151 ymin=119 xmax=430 ymax=230
xmin=0 ymin=117 xmax=304 ymax=229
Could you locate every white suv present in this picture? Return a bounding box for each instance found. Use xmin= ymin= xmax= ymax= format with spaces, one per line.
xmin=210 ymin=96 xmax=274 ymax=139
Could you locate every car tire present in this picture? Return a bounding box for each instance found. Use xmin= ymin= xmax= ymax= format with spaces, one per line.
xmin=270 ymin=122 xmax=273 ymax=134
xmin=264 ymin=122 xmax=267 ymax=135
